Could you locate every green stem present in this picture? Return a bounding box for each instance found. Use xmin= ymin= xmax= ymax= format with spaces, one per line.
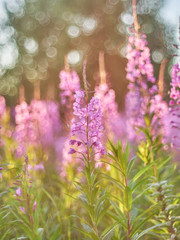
xmin=125 ymin=177 xmax=131 ymax=240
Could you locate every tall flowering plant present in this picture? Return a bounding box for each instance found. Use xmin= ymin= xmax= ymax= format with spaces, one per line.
xmin=125 ymin=33 xmax=157 ymax=142
xmin=59 ymin=68 xmax=80 ymax=126
xmin=69 ymin=89 xmax=108 ymax=239
xmin=57 ymin=64 xmax=81 ymax=178
xmin=169 ymin=63 xmax=180 ymax=150
xmin=125 ymin=31 xmax=170 ymax=168
xmin=11 ymin=156 xmax=41 ymax=240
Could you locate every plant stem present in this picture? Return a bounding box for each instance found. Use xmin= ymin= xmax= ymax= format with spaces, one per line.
xmin=125 ymin=177 xmax=131 ymax=240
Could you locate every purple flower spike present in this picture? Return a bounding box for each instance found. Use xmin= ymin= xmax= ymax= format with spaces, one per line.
xmin=125 ymin=33 xmax=159 ymax=142
xmin=169 ymin=63 xmax=180 ymax=150
xmin=69 ymin=90 xmax=105 ymax=157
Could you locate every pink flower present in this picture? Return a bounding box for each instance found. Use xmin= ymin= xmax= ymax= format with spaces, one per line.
xmin=0 ymin=96 xmax=5 ymax=119
xmin=169 ymin=63 xmax=180 ymax=150
xmin=16 ymin=187 xmax=22 ymax=197
xmin=19 ymin=207 xmax=26 ymax=214
xmin=69 ymin=90 xmax=105 ymax=156
xmin=33 ymin=201 xmax=37 ymax=212
xmin=125 ymin=33 xmax=158 ymax=142
xmin=34 ymin=163 xmax=44 ymax=171
xmin=94 ymin=83 xmax=125 ymax=140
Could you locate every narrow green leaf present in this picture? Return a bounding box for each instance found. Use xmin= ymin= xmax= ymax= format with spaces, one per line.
xmin=131 ymin=223 xmax=167 ymax=240
xmin=124 ymin=186 xmax=132 ymax=211
xmin=127 ymin=156 xmax=136 ymax=177
xmin=132 ymin=162 xmax=155 ymax=183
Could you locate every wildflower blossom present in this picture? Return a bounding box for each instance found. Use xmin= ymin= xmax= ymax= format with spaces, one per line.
xmin=125 ymin=33 xmax=158 ymax=142
xmin=169 ymin=63 xmax=180 ymax=149
xmin=69 ymin=90 xmax=105 ymax=156
xmin=150 ymin=94 xmax=169 ymax=142
xmin=0 ymin=96 xmax=5 ymax=119
xmin=14 ymin=101 xmax=37 ymax=157
xmin=94 ymin=83 xmax=125 ymax=140
xmin=0 ymin=167 xmax=3 ymax=179
xmin=30 ymin=100 xmax=61 ymax=147
xmin=59 ymin=69 xmax=80 ymax=113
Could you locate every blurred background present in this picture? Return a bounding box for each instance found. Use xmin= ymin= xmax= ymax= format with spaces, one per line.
xmin=0 ymin=0 xmax=180 ymax=111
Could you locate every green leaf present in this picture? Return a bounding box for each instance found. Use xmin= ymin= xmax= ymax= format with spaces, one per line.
xmin=127 ymin=156 xmax=136 ymax=177
xmin=81 ymin=223 xmax=93 ymax=233
xmin=124 ymin=186 xmax=132 ymax=211
xmin=103 ymin=174 xmax=125 ymax=190
xmin=132 ymin=162 xmax=155 ymax=183
xmin=101 ymin=223 xmax=119 ymax=240
xmin=124 ymin=142 xmax=129 ymax=169
xmin=108 ymin=139 xmax=117 ymax=156
xmin=131 ymin=223 xmax=167 ymax=240
xmin=130 ymin=211 xmax=159 ymax=237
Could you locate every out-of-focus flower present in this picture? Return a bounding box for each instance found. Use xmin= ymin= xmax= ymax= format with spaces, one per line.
xmin=0 ymin=96 xmax=5 ymax=119
xmin=30 ymin=100 xmax=61 ymax=147
xmin=59 ymin=69 xmax=81 ymax=126
xmin=169 ymin=63 xmax=180 ymax=150
xmin=14 ymin=101 xmax=37 ymax=157
xmin=69 ymin=90 xmax=105 ymax=156
xmin=19 ymin=207 xmax=26 ymax=214
xmin=59 ymin=70 xmax=80 ymax=107
xmin=150 ymin=94 xmax=169 ymax=142
xmin=0 ymin=167 xmax=3 ymax=179
xmin=34 ymin=163 xmax=44 ymax=171
xmin=33 ymin=201 xmax=37 ymax=212
xmin=125 ymin=33 xmax=158 ymax=142
xmin=94 ymin=83 xmax=125 ymax=140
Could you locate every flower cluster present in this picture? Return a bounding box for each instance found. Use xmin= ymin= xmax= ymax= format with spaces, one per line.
xmin=169 ymin=63 xmax=180 ymax=149
xmin=150 ymin=94 xmax=169 ymax=141
xmin=126 ymin=34 xmax=157 ymax=94
xmin=14 ymin=101 xmax=37 ymax=157
xmin=59 ymin=70 xmax=80 ymax=109
xmin=14 ymin=100 xmax=61 ymax=157
xmin=30 ymin=100 xmax=61 ymax=147
xmin=94 ymin=83 xmax=124 ymax=140
xmin=69 ymin=90 xmax=105 ymax=156
xmin=125 ymin=33 xmax=158 ymax=142
xmin=0 ymin=95 xmax=5 ymax=119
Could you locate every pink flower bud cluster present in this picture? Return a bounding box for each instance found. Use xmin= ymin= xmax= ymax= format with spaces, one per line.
xmin=126 ymin=34 xmax=157 ymax=94
xmin=0 ymin=96 xmax=5 ymax=119
xmin=169 ymin=63 xmax=180 ymax=149
xmin=59 ymin=70 xmax=80 ymax=109
xmin=14 ymin=100 xmax=61 ymax=157
xmin=14 ymin=101 xmax=37 ymax=157
xmin=30 ymin=100 xmax=61 ymax=147
xmin=69 ymin=90 xmax=105 ymax=156
xmin=125 ymin=33 xmax=158 ymax=142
